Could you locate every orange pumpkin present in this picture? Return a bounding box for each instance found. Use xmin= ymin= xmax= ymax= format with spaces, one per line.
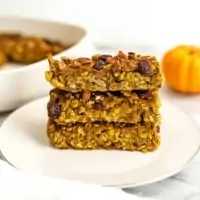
xmin=162 ymin=45 xmax=200 ymax=93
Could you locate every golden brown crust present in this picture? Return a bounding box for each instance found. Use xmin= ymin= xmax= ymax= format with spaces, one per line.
xmin=45 ymin=51 xmax=163 ymax=92
xmin=0 ymin=33 xmax=66 ymax=66
xmin=45 ymin=51 xmax=163 ymax=152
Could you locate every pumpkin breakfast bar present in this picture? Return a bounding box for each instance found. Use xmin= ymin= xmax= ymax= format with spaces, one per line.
xmin=45 ymin=51 xmax=163 ymax=92
xmin=47 ymin=119 xmax=160 ymax=151
xmin=45 ymin=51 xmax=163 ymax=152
xmin=47 ymin=88 xmax=161 ymax=124
xmin=0 ymin=33 xmax=66 ymax=64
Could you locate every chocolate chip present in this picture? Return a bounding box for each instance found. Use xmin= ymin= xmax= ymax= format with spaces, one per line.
xmin=99 ymin=54 xmax=112 ymax=61
xmin=93 ymin=102 xmax=104 ymax=110
xmin=136 ymin=90 xmax=152 ymax=100
xmin=137 ymin=60 xmax=151 ymax=75
xmin=48 ymin=102 xmax=61 ymax=119
xmin=93 ymin=60 xmax=105 ymax=70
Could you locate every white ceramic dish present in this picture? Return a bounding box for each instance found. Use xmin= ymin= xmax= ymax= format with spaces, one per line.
xmin=0 ymin=15 xmax=95 ymax=112
xmin=0 ymin=97 xmax=199 ymax=188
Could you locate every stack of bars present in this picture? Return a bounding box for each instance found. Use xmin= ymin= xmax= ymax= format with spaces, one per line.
xmin=45 ymin=51 xmax=163 ymax=152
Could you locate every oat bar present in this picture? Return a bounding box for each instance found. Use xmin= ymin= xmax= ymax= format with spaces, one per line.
xmin=47 ymin=119 xmax=160 ymax=152
xmin=45 ymin=51 xmax=163 ymax=92
xmin=0 ymin=33 xmax=66 ymax=64
xmin=47 ymin=88 xmax=161 ymax=124
xmin=7 ymin=37 xmax=66 ymax=64
xmin=0 ymin=33 xmax=22 ymax=54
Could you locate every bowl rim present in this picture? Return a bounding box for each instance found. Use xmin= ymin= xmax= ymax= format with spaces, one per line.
xmin=0 ymin=14 xmax=88 ymax=75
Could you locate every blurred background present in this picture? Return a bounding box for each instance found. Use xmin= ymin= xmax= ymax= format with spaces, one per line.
xmin=1 ymin=0 xmax=200 ymax=52
xmin=1 ymin=0 xmax=200 ymax=114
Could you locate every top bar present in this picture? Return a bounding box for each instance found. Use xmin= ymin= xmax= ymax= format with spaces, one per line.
xmin=45 ymin=51 xmax=163 ymax=92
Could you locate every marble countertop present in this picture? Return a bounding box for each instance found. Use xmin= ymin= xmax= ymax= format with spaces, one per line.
xmin=1 ymin=86 xmax=200 ymax=200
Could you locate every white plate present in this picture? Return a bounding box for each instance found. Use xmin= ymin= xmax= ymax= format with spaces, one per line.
xmin=0 ymin=160 xmax=149 ymax=200
xmin=0 ymin=97 xmax=199 ymax=188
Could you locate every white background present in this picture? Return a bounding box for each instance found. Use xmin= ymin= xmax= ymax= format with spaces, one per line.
xmin=1 ymin=2 xmax=200 ymax=199
xmin=0 ymin=0 xmax=200 ymax=48
xmin=1 ymin=0 xmax=200 ymax=114
xmin=1 ymin=0 xmax=200 ymax=112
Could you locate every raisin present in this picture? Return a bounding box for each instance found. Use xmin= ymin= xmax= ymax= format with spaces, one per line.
xmin=137 ymin=60 xmax=151 ymax=75
xmin=99 ymin=54 xmax=112 ymax=61
xmin=136 ymin=90 xmax=152 ymax=100
xmin=93 ymin=102 xmax=104 ymax=110
xmin=93 ymin=60 xmax=105 ymax=70
xmin=48 ymin=102 xmax=61 ymax=119
xmin=133 ymin=142 xmax=138 ymax=147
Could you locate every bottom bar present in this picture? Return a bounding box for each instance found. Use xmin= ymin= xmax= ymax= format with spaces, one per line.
xmin=47 ymin=120 xmax=160 ymax=152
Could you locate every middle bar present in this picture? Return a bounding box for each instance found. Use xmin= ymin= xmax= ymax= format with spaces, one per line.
xmin=47 ymin=88 xmax=160 ymax=124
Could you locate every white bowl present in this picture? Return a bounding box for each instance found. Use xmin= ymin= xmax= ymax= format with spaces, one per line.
xmin=0 ymin=15 xmax=95 ymax=112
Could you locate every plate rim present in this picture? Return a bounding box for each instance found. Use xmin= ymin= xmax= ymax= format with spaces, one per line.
xmin=0 ymin=96 xmax=200 ymax=188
